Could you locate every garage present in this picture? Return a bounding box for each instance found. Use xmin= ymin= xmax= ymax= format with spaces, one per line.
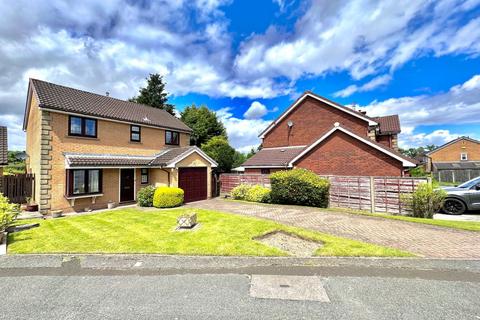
xmin=178 ymin=167 xmax=208 ymax=203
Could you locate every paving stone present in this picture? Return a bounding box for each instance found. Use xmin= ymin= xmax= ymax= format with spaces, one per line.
xmin=187 ymin=199 xmax=480 ymax=259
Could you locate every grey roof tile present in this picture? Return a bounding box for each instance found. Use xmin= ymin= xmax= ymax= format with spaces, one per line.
xmin=31 ymin=79 xmax=192 ymax=132
xmin=0 ymin=126 xmax=7 ymax=165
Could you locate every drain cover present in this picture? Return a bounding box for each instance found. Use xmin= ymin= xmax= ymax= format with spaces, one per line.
xmin=250 ymin=275 xmax=330 ymax=302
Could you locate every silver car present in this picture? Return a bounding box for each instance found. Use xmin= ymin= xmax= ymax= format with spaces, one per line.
xmin=442 ymin=176 xmax=480 ymax=215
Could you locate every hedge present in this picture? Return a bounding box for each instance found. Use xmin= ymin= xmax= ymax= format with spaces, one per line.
xmin=153 ymin=187 xmax=184 ymax=208
xmin=269 ymin=169 xmax=329 ymax=207
xmin=137 ymin=185 xmax=156 ymax=207
xmin=231 ymin=184 xmax=271 ymax=203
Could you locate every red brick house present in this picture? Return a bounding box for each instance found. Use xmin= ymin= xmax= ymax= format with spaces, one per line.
xmin=242 ymin=91 xmax=416 ymax=176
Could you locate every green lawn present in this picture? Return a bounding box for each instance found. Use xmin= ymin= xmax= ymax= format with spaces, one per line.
xmin=8 ymin=208 xmax=412 ymax=257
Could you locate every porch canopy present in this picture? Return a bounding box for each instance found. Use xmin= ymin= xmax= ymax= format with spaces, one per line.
xmin=64 ymin=146 xmax=217 ymax=169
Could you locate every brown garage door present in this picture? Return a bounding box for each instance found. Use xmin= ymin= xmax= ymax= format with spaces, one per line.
xmin=178 ymin=167 xmax=208 ymax=203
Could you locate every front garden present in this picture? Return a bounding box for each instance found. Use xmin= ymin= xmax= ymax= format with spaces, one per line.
xmin=8 ymin=207 xmax=412 ymax=257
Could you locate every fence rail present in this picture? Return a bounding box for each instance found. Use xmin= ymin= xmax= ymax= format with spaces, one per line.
xmin=219 ymin=173 xmax=428 ymax=215
xmin=0 ymin=174 xmax=35 ymax=204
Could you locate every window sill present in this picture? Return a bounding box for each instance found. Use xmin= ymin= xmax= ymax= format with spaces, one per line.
xmin=65 ymin=193 xmax=104 ymax=206
xmin=129 ymin=141 xmax=142 ymax=144
xmin=65 ymin=135 xmax=99 ymax=141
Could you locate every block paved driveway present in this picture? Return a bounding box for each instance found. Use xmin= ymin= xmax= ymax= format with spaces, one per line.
xmin=187 ymin=199 xmax=480 ymax=259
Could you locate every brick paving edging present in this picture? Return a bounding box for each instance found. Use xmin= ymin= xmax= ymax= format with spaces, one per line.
xmin=186 ymin=199 xmax=480 ymax=259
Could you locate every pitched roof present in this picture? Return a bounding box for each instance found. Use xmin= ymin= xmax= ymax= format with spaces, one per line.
xmin=288 ymin=124 xmax=416 ymax=167
xmin=426 ymin=136 xmax=480 ymax=156
xmin=242 ymin=146 xmax=306 ymax=167
xmin=372 ymin=115 xmax=401 ymax=134
xmin=258 ymin=91 xmax=378 ymax=138
xmin=0 ymin=126 xmax=7 ymax=165
xmin=26 ymin=79 xmax=192 ymax=133
xmin=64 ymin=146 xmax=217 ymax=168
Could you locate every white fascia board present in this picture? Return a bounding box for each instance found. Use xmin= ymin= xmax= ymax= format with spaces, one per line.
xmin=165 ymin=147 xmax=218 ymax=168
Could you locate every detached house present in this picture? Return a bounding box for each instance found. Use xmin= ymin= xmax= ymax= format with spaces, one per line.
xmin=242 ymin=91 xmax=416 ymax=176
xmin=425 ymin=136 xmax=480 ymax=183
xmin=24 ymin=79 xmax=217 ymax=215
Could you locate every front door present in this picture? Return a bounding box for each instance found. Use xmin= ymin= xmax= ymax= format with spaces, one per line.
xmin=120 ymin=169 xmax=135 ymax=202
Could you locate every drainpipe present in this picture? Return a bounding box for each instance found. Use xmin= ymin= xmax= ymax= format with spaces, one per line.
xmin=160 ymin=168 xmax=171 ymax=187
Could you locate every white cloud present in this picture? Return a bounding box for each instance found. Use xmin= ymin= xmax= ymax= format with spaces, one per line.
xmin=334 ymin=74 xmax=391 ymax=98
xmin=235 ymin=0 xmax=480 ymax=81
xmin=362 ymin=74 xmax=480 ymax=148
xmin=217 ymin=107 xmax=269 ymax=152
xmin=243 ymin=101 xmax=268 ymax=119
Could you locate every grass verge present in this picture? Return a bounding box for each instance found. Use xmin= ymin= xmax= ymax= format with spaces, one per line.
xmin=8 ymin=208 xmax=412 ymax=257
xmin=328 ymin=207 xmax=480 ymax=232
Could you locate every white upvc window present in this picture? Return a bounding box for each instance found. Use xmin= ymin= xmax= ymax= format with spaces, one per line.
xmin=461 ymin=153 xmax=468 ymax=161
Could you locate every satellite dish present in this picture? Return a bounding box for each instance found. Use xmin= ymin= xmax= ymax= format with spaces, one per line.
xmin=287 ymin=120 xmax=293 ymax=127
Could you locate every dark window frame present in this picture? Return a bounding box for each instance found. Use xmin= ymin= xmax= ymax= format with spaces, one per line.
xmin=261 ymin=168 xmax=271 ymax=175
xmin=165 ymin=130 xmax=180 ymax=145
xmin=68 ymin=115 xmax=97 ymax=138
xmin=67 ymin=169 xmax=103 ymax=197
xmin=141 ymin=168 xmax=149 ymax=184
xmin=130 ymin=125 xmax=141 ymax=142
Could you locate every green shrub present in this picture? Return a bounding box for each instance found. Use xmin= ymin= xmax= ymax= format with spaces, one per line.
xmin=245 ymin=185 xmax=271 ymax=203
xmin=231 ymin=184 xmax=252 ymax=200
xmin=270 ymin=169 xmax=330 ymax=207
xmin=137 ymin=185 xmax=156 ymax=207
xmin=0 ymin=193 xmax=20 ymax=232
xmin=153 ymin=187 xmax=184 ymax=208
xmin=401 ymin=182 xmax=447 ymax=219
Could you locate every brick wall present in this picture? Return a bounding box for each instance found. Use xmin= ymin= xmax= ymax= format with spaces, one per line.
xmin=294 ymin=130 xmax=403 ymax=176
xmin=430 ymin=138 xmax=480 ymax=162
xmin=263 ymin=96 xmax=369 ymax=148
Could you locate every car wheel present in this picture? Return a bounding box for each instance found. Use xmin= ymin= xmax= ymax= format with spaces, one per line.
xmin=442 ymin=198 xmax=466 ymax=215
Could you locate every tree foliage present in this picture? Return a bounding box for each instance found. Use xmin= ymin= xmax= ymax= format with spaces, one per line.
xmin=201 ymin=136 xmax=236 ymax=172
xmin=399 ymin=145 xmax=436 ymax=159
xmin=180 ymin=104 xmax=226 ymax=146
xmin=130 ymin=74 xmax=175 ymax=115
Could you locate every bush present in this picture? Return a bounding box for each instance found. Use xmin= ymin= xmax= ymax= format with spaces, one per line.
xmin=137 ymin=185 xmax=156 ymax=207
xmin=245 ymin=185 xmax=271 ymax=203
xmin=401 ymin=182 xmax=446 ymax=219
xmin=153 ymin=187 xmax=184 ymax=208
xmin=0 ymin=193 xmax=20 ymax=232
xmin=231 ymin=184 xmax=252 ymax=200
xmin=270 ymin=169 xmax=330 ymax=207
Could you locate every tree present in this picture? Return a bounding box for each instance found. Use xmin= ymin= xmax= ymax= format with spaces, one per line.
xmin=130 ymin=74 xmax=175 ymax=115
xmin=181 ymin=104 xmax=227 ymax=146
xmin=201 ymin=136 xmax=236 ymax=172
xmin=399 ymin=145 xmax=437 ymax=159
xmin=232 ymin=151 xmax=246 ymax=168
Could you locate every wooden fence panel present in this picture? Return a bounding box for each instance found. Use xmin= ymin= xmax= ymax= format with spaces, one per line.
xmin=0 ymin=174 xmax=35 ymax=204
xmin=219 ymin=173 xmax=427 ymax=215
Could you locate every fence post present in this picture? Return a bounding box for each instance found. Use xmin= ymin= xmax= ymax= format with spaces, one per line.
xmin=369 ymin=176 xmax=375 ymax=213
xmin=427 ymin=176 xmax=432 ymax=186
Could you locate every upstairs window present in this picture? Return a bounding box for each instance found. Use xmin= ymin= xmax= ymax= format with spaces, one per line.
xmin=67 ymin=169 xmax=102 ymax=196
xmin=461 ymin=153 xmax=468 ymax=161
xmin=130 ymin=125 xmax=141 ymax=142
xmin=165 ymin=130 xmax=179 ymax=145
xmin=69 ymin=116 xmax=97 ymax=138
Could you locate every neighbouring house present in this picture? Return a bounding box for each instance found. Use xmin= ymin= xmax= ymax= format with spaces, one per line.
xmin=242 ymin=91 xmax=416 ymax=176
xmin=425 ymin=136 xmax=480 ymax=183
xmin=23 ymin=79 xmax=217 ymax=215
xmin=0 ymin=126 xmax=7 ymax=180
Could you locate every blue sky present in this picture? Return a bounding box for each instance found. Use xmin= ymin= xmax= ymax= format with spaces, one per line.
xmin=0 ymin=0 xmax=479 ymax=152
